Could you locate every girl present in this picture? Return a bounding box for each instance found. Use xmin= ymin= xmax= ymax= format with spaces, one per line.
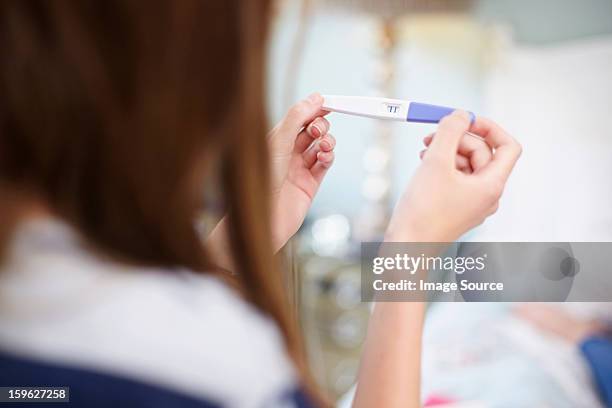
xmin=0 ymin=1 xmax=521 ymax=407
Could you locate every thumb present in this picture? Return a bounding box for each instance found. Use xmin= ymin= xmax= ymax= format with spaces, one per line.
xmin=426 ymin=110 xmax=472 ymax=166
xmin=276 ymin=93 xmax=325 ymax=140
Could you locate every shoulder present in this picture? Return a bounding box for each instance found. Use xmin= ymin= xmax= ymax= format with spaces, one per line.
xmin=111 ymin=270 xmax=299 ymax=406
xmin=0 ymin=221 xmax=299 ymax=407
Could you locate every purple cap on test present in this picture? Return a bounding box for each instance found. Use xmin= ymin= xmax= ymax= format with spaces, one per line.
xmin=407 ymin=102 xmax=475 ymax=124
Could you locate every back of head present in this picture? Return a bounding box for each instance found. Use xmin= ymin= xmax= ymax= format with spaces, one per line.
xmin=0 ymin=0 xmax=320 ymax=403
xmin=1 ymin=0 xmax=259 ymax=268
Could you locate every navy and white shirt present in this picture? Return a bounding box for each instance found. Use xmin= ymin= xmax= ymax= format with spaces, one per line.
xmin=0 ymin=219 xmax=311 ymax=407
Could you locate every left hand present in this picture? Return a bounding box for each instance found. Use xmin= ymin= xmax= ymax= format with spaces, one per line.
xmin=268 ymin=93 xmax=336 ymax=249
xmin=206 ymin=93 xmax=334 ymax=270
xmin=385 ymin=113 xmax=520 ymax=243
xmin=421 ymin=131 xmax=493 ymax=174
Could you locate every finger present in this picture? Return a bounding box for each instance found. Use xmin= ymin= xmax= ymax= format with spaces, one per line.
xmin=425 ymin=131 xmax=492 ymax=171
xmin=303 ymin=133 xmax=335 ymax=168
xmin=470 ymin=116 xmax=522 ymax=182
xmin=279 ymin=93 xmax=327 ymax=137
xmin=420 ymin=148 xmax=472 ymax=173
xmin=293 ymin=129 xmax=314 ymax=155
xmin=426 ymin=110 xmax=472 ymax=166
xmin=317 ymin=151 xmax=334 ymax=166
xmin=307 ymin=117 xmax=330 ymax=139
xmin=425 ymin=132 xmax=484 ymax=151
xmin=458 ymin=133 xmax=493 ymax=172
xmin=487 ymin=201 xmax=499 ymax=216
xmin=455 ymin=154 xmax=472 ymax=173
xmin=311 ymin=151 xmax=335 ymax=183
xmin=268 ymin=93 xmax=328 ymax=158
xmin=302 ymin=140 xmax=323 ymax=168
xmin=293 ymin=117 xmax=330 ymax=154
xmin=318 ymin=133 xmax=335 ymax=152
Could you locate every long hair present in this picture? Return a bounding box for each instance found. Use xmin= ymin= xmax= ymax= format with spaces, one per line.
xmin=0 ymin=0 xmax=322 ymax=404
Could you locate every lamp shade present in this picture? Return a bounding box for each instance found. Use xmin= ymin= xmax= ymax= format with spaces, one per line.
xmin=315 ymin=0 xmax=474 ymax=17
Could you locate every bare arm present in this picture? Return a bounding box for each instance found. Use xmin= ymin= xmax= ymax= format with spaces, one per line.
xmin=352 ymin=112 xmax=521 ymax=407
xmin=354 ymin=302 xmax=425 ymax=408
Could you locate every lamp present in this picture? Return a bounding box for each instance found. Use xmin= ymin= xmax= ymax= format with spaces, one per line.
xmin=315 ymin=0 xmax=473 ymax=239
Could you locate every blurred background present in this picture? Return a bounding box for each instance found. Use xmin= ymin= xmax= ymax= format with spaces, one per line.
xmin=266 ymin=0 xmax=612 ymax=406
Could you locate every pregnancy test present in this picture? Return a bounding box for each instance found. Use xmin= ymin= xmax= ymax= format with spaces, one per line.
xmin=322 ymin=95 xmax=475 ymax=124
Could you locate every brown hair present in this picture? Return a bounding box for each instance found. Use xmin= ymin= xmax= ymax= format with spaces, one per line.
xmin=0 ymin=0 xmax=322 ymax=404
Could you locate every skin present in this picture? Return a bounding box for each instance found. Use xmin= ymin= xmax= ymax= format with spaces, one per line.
xmin=207 ymin=93 xmax=336 ymax=271
xmin=355 ymin=111 xmax=520 ymax=408
xmin=3 ymin=91 xmax=521 ymax=407
xmin=266 ymin=93 xmax=336 ymax=249
xmin=211 ymin=92 xmax=522 ymax=407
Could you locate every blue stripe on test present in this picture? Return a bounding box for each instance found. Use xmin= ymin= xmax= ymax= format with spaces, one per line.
xmin=407 ymin=102 xmax=475 ymax=124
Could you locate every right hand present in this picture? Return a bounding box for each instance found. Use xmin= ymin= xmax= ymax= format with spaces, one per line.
xmin=386 ymin=111 xmax=522 ymax=242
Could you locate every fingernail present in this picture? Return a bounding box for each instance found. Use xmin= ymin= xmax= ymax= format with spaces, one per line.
xmin=454 ymin=109 xmax=471 ymax=122
xmin=307 ymin=93 xmax=321 ymax=104
xmin=309 ymin=124 xmax=321 ymax=138
xmin=320 ymin=140 xmax=330 ymax=150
